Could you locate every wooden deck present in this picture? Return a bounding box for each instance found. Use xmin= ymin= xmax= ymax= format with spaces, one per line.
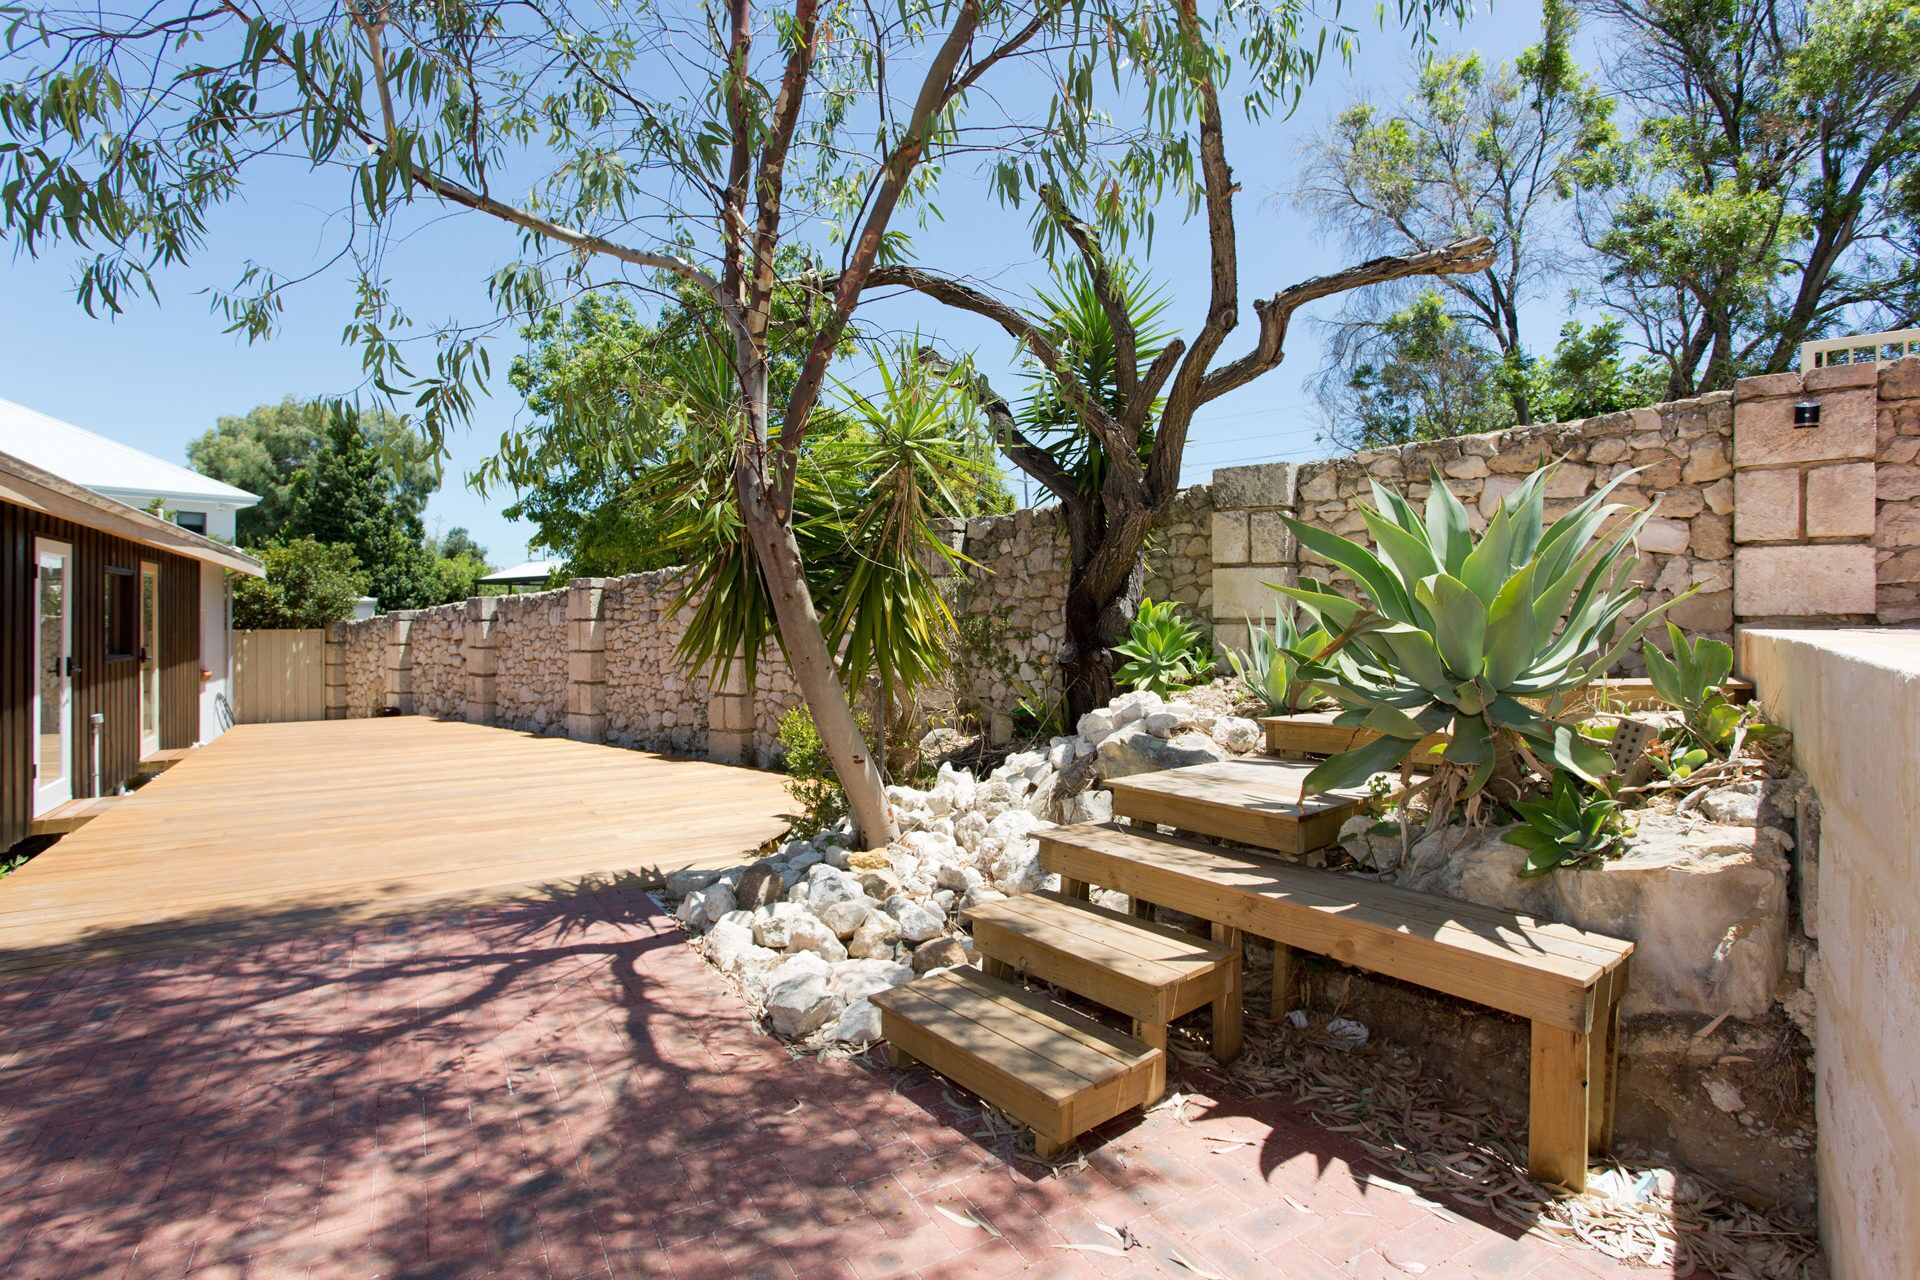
xmin=0 ymin=717 xmax=792 ymax=976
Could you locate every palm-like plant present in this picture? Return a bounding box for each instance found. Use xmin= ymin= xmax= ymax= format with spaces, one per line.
xmin=1277 ymin=463 xmax=1691 ymax=801
xmin=1112 ymin=598 xmax=1210 ymax=696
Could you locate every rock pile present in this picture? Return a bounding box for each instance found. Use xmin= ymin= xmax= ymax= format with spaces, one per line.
xmin=658 ymin=688 xmax=1267 ymax=1045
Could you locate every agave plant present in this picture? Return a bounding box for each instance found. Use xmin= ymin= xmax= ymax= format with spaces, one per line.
xmin=1225 ymin=610 xmax=1332 ymax=714
xmin=1113 ymin=598 xmax=1210 ymax=697
xmin=1643 ymin=622 xmax=1742 ymax=750
xmin=1277 ymin=463 xmax=1692 ymax=799
xmin=1504 ymin=774 xmax=1631 ymax=876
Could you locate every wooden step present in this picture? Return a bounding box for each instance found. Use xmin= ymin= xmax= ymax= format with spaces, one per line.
xmin=1261 ymin=711 xmax=1448 ymax=760
xmin=964 ymin=889 xmax=1241 ymax=1061
xmin=1104 ymin=757 xmax=1370 ymax=855
xmin=871 ymin=966 xmax=1164 ymax=1159
xmin=29 ymin=796 xmax=125 ymax=837
xmin=135 ymin=748 xmax=194 ymax=776
xmin=1035 ymin=821 xmax=1630 ymax=1032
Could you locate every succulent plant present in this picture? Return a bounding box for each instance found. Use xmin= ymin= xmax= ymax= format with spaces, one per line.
xmin=1504 ymin=774 xmax=1632 ymax=876
xmin=1275 ymin=463 xmax=1692 ymax=799
xmin=1224 ymin=610 xmax=1331 ymax=714
xmin=1113 ymin=598 xmax=1210 ymax=697
xmin=1644 ymin=622 xmax=1742 ymax=749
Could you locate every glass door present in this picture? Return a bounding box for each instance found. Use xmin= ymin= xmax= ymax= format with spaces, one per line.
xmin=33 ymin=539 xmax=73 ymax=815
xmin=140 ymin=561 xmax=161 ymax=758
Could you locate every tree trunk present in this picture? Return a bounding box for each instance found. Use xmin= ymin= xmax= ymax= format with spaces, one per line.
xmin=734 ymin=464 xmax=898 ymax=849
xmin=1058 ymin=494 xmax=1154 ymax=722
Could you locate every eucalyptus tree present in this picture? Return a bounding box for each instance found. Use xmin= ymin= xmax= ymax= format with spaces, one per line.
xmin=1297 ymin=0 xmax=1614 ymax=427
xmin=1578 ymin=0 xmax=1920 ymax=395
xmin=0 ymin=0 xmax=1072 ymax=845
xmin=871 ymin=0 xmax=1496 ymax=717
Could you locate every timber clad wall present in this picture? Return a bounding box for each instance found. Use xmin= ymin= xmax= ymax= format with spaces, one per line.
xmin=2 ymin=498 xmax=201 ymax=850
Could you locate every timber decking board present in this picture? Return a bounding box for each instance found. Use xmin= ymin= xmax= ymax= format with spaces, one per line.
xmin=0 ymin=717 xmax=790 ymax=975
xmin=965 ymin=890 xmax=1234 ymax=988
xmin=1260 ymin=711 xmax=1451 ymax=761
xmin=1104 ymin=757 xmax=1371 ymax=855
xmin=1037 ymin=821 xmax=1631 ymax=1033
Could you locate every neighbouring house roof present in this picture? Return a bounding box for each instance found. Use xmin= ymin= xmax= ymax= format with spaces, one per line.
xmin=0 ymin=447 xmax=265 ymax=577
xmin=480 ymin=558 xmax=567 ymax=587
xmin=0 ymin=396 xmax=260 ymax=509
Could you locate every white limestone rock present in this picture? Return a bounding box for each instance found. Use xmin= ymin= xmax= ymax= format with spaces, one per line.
xmin=847 ymin=909 xmax=903 ymax=959
xmin=818 ymin=896 xmax=873 ymax=940
xmin=806 ymin=869 xmax=865 ymax=913
xmin=785 ymin=913 xmax=850 ymax=963
xmin=699 ymin=881 xmax=738 ymax=924
xmin=764 ymin=953 xmax=840 ymax=1038
xmin=827 ymin=998 xmax=882 ymax=1045
xmin=752 ymin=901 xmax=811 ymax=950
xmin=890 ymin=900 xmax=946 ymax=944
xmin=664 ymin=868 xmax=724 ymax=899
xmin=832 ymin=957 xmax=914 ymax=1004
xmin=1096 ymin=723 xmax=1228 ymax=780
xmin=1338 ymin=814 xmax=1405 ymax=874
xmin=1057 ymin=789 xmax=1113 ymax=825
xmin=1212 ymin=716 xmax=1264 ymax=754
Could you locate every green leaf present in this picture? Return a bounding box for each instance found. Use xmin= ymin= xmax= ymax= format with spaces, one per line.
xmin=1303 ymin=732 xmax=1413 ymax=794
xmin=1415 ymin=573 xmax=1487 ymax=676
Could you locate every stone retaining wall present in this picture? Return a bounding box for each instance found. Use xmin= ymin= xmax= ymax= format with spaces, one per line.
xmin=328 ymin=358 xmax=1920 ymax=756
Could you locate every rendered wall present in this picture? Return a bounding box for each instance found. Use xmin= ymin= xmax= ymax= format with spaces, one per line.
xmin=1738 ymin=628 xmax=1920 ymax=1280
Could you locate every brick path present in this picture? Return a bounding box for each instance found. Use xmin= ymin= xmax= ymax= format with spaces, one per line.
xmin=0 ymin=888 xmax=1668 ymax=1279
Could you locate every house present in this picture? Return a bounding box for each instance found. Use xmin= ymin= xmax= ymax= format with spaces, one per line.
xmin=1 ymin=413 xmax=264 ymax=849
xmin=0 ymin=397 xmax=259 ymax=540
xmin=478 ymin=558 xmax=567 ymax=593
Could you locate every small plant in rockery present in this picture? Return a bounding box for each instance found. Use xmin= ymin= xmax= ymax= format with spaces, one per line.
xmin=1011 ymin=679 xmax=1069 ymax=738
xmin=1225 ymin=608 xmax=1333 ymax=714
xmin=774 ymin=704 xmax=875 ymax=836
xmin=1275 ymin=462 xmax=1692 ymax=823
xmin=1504 ymin=774 xmax=1633 ymax=876
xmin=1113 ymin=597 xmax=1212 ymax=697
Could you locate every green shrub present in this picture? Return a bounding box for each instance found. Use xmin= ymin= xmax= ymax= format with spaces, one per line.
xmin=1113 ymin=598 xmax=1211 ymax=697
xmin=774 ymin=704 xmax=873 ymax=835
xmin=232 ymin=537 xmax=368 ymax=629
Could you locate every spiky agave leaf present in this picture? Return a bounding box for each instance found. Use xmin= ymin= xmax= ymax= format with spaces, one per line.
xmin=1273 ymin=462 xmax=1696 ymax=796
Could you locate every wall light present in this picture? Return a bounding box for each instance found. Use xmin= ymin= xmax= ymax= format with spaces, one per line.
xmin=1794 ymin=400 xmax=1821 ymax=428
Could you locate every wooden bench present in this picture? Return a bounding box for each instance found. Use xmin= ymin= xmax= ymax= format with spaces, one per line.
xmin=1104 ymin=757 xmax=1372 ymax=855
xmin=871 ymin=966 xmax=1164 ymax=1160
xmin=964 ymin=888 xmax=1242 ymax=1072
xmin=1037 ymin=820 xmax=1634 ymax=1191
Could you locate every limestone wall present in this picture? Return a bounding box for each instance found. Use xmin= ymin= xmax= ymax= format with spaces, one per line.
xmin=1739 ymin=628 xmax=1920 ymax=1280
xmin=1209 ymin=393 xmax=1737 ymax=672
xmin=326 ymin=617 xmax=387 ymax=718
xmin=601 ymin=568 xmax=709 ymax=753
xmin=492 ymin=590 xmax=568 ymax=732
xmin=1874 ymin=361 xmax=1920 ymax=622
xmin=406 ymin=602 xmax=468 ymax=719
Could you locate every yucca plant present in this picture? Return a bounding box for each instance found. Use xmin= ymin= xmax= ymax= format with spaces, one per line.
xmin=1277 ymin=463 xmax=1692 ymax=801
xmin=1113 ymin=598 xmax=1211 ymax=697
xmin=1504 ymin=774 xmax=1632 ymax=876
xmin=1225 ymin=610 xmax=1333 ymax=714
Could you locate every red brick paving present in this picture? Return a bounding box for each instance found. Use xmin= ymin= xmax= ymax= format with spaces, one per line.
xmin=0 ymin=888 xmax=1684 ymax=1279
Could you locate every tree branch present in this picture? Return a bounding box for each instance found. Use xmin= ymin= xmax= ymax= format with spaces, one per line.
xmin=918 ymin=347 xmax=1077 ymax=505
xmin=747 ymin=0 xmax=820 ymax=330
xmin=1197 ymin=236 xmax=1496 ymax=403
xmin=1039 ymin=183 xmax=1138 ymax=405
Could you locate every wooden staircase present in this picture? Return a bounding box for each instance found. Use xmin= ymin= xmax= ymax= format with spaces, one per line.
xmin=874 ymin=710 xmax=1636 ymax=1189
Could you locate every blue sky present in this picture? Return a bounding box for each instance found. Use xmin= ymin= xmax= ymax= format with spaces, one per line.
xmin=1 ymin=2 xmax=1571 ymax=564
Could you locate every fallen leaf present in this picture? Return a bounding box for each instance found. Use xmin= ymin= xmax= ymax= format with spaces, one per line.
xmin=1167 ymin=1250 xmax=1228 ymax=1279
xmin=933 ymin=1204 xmax=1000 ymax=1238
xmin=1053 ymin=1243 xmax=1128 ymax=1257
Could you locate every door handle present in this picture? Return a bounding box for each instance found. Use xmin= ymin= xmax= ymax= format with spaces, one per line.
xmin=65 ymin=656 xmax=79 ymax=677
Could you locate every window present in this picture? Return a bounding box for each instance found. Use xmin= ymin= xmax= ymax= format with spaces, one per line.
xmin=106 ymin=567 xmax=137 ymax=660
xmin=174 ymin=510 xmax=207 ymax=536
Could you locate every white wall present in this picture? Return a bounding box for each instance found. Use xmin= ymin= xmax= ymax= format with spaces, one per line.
xmin=199 ymin=561 xmax=234 ymax=743
xmin=1738 ymin=628 xmax=1920 ymax=1280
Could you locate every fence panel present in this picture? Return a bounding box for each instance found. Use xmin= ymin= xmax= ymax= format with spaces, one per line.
xmin=234 ymin=628 xmax=327 ymax=723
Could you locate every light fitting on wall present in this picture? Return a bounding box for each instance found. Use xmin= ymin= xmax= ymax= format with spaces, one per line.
xmin=1793 ymin=400 xmax=1822 ymax=428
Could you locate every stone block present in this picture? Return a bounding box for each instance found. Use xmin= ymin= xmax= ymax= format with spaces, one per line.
xmin=464 ymin=645 xmax=496 ymax=677
xmin=709 ymin=696 xmax=751 ymax=733
xmin=567 ymin=649 xmax=607 ymax=684
xmin=708 ymin=729 xmax=751 ymax=763
xmin=1248 ymin=509 xmax=1293 ymax=564
xmin=1638 ymin=517 xmax=1690 ymax=555
xmin=1881 ymin=503 xmax=1920 ymax=548
xmin=1734 ymin=371 xmax=1805 ymax=401
xmin=1210 ymin=511 xmax=1248 ymax=565
xmin=1734 ymin=544 xmax=1878 ymax=617
xmin=1210 ymin=460 xmax=1295 ymax=510
xmin=1211 ymin=620 xmax=1249 ymax=659
xmin=1210 ymin=566 xmax=1290 ymax=621
xmin=1734 ymin=468 xmax=1802 ymax=543
xmin=566 ymin=579 xmax=608 ymax=621
xmin=1881 ymin=355 xmax=1920 ymax=399
xmin=465 ymin=596 xmax=499 ymax=622
xmin=1803 ymin=361 xmax=1880 ymax=391
xmin=567 ymin=681 xmax=606 ymax=716
xmin=1734 ymin=387 xmax=1875 ymax=465
xmin=567 ymin=618 xmax=606 ymax=651
xmin=1804 ymin=462 xmax=1876 ymax=538
xmin=565 ymin=711 xmax=607 ymax=743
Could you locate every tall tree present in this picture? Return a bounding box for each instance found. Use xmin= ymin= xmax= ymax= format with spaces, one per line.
xmin=287 ymin=414 xmax=440 ymax=611
xmin=1298 ymin=0 xmax=1614 ymax=426
xmin=188 ymin=399 xmax=436 ymax=545
xmin=875 ymin=1 xmax=1493 ymax=717
xmin=1578 ymin=0 xmax=1920 ymax=394
xmin=2 ymin=0 xmax=1071 ymax=845
xmin=1318 ymin=289 xmax=1514 ymax=452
